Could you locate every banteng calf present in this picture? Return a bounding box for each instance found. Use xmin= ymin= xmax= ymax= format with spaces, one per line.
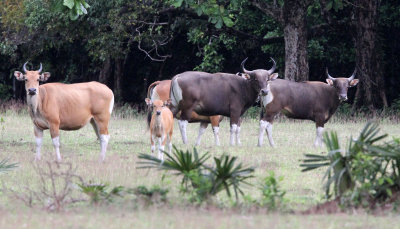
xmin=14 ymin=62 xmax=114 ymax=161
xmin=258 ymin=68 xmax=359 ymax=147
xmin=145 ymin=98 xmax=174 ymax=161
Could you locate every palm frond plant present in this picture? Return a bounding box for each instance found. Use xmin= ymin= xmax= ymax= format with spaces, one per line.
xmin=138 ymin=146 xmax=254 ymax=202
xmin=301 ymin=121 xmax=400 ymax=204
xmin=206 ymin=155 xmax=254 ymax=200
xmin=138 ymin=146 xmax=210 ymax=188
xmin=0 ymin=158 xmax=18 ymax=174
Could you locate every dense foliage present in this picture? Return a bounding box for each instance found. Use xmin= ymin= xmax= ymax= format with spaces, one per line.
xmin=301 ymin=122 xmax=400 ymax=208
xmin=0 ymin=0 xmax=399 ymax=110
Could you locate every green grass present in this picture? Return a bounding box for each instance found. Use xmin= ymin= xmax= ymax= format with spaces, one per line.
xmin=1 ymin=110 xmax=400 ymax=228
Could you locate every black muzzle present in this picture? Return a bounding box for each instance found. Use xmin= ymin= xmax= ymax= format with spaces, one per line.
xmin=339 ymin=94 xmax=348 ymax=102
xmin=28 ymin=88 xmax=37 ymax=95
xmin=260 ymin=88 xmax=269 ymax=96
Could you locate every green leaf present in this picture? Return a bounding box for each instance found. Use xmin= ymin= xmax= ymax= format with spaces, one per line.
xmin=172 ymin=0 xmax=184 ymax=8
xmin=63 ymin=0 xmax=75 ymax=9
xmin=81 ymin=0 xmax=90 ymax=8
xmin=80 ymin=3 xmax=88 ymax=15
xmin=325 ymin=1 xmax=333 ymax=11
xmin=215 ymin=18 xmax=223 ymax=29
xmin=222 ymin=17 xmax=234 ymax=27
xmin=69 ymin=9 xmax=79 ymax=20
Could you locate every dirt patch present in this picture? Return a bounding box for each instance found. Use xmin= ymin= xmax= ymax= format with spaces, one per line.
xmin=301 ymin=198 xmax=344 ymax=214
xmin=301 ymin=192 xmax=400 ymax=215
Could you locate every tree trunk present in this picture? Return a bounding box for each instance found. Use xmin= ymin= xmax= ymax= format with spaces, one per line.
xmin=282 ymin=0 xmax=310 ymax=82
xmin=114 ymin=58 xmax=123 ymax=103
xmin=352 ymin=0 xmax=387 ymax=111
xmin=99 ymin=57 xmax=111 ymax=84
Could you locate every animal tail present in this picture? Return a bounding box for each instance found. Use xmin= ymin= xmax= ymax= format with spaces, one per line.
xmin=146 ymin=81 xmax=160 ymax=129
xmin=109 ymin=94 xmax=114 ymax=115
xmin=147 ymin=81 xmax=160 ymax=99
xmin=169 ymin=76 xmax=182 ymax=111
xmin=146 ymin=109 xmax=152 ymax=129
xmin=260 ymin=107 xmax=264 ymax=120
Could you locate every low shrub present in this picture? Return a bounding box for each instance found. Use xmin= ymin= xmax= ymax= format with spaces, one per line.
xmin=78 ymin=183 xmax=124 ymax=205
xmin=259 ymin=171 xmax=286 ymax=210
xmin=301 ymin=122 xmax=400 ymax=208
xmin=138 ymin=146 xmax=254 ymax=203
xmin=133 ymin=185 xmax=169 ymax=205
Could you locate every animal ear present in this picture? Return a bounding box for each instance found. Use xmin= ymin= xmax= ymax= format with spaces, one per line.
xmin=326 ymin=79 xmax=334 ymax=86
xmin=14 ymin=71 xmax=25 ymax=81
xmin=164 ymin=99 xmax=172 ymax=106
xmin=349 ymin=79 xmax=359 ymax=87
xmin=145 ymin=98 xmax=152 ymax=105
xmin=268 ymin=73 xmax=278 ymax=81
xmin=39 ymin=72 xmax=51 ymax=82
xmin=242 ymin=74 xmax=250 ymax=80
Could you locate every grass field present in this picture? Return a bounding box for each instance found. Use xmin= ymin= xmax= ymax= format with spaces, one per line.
xmin=1 ymin=109 xmax=400 ymax=228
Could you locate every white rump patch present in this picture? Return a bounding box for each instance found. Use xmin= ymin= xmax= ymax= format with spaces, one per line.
xmin=261 ymin=84 xmax=274 ymax=108
xmin=170 ymin=78 xmax=183 ymax=108
xmin=151 ymin=88 xmax=160 ymax=102
xmin=109 ymin=95 xmax=114 ymax=114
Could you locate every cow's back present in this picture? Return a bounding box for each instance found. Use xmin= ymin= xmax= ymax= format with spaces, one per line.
xmin=152 ymin=80 xmax=171 ymax=101
xmin=40 ymin=81 xmax=113 ymax=130
xmin=268 ymin=79 xmax=338 ymax=120
xmin=171 ymin=71 xmax=245 ymax=116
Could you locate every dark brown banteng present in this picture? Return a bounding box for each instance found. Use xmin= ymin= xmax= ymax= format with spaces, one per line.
xmin=147 ymin=80 xmax=223 ymax=145
xmin=14 ymin=62 xmax=114 ymax=161
xmin=258 ymin=68 xmax=359 ymax=147
xmin=169 ymin=58 xmax=278 ymax=146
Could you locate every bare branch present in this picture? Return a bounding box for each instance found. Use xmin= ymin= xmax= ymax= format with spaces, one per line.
xmin=135 ymin=22 xmax=172 ymax=62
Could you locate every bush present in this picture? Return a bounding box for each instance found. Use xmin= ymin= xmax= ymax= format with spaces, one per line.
xmin=259 ymin=172 xmax=286 ymax=210
xmin=7 ymin=161 xmax=84 ymax=211
xmin=78 ymin=183 xmax=124 ymax=205
xmin=301 ymin=122 xmax=400 ymax=207
xmin=138 ymin=146 xmax=254 ymax=203
xmin=133 ymin=185 xmax=169 ymax=205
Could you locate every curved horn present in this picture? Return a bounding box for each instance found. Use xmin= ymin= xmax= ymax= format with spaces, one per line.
xmin=348 ymin=69 xmax=356 ymax=81
xmin=267 ymin=57 xmax=276 ymax=74
xmin=326 ymin=68 xmax=335 ymax=80
xmin=23 ymin=62 xmax=28 ymax=73
xmin=38 ymin=63 xmax=43 ymax=73
xmin=241 ymin=57 xmax=251 ymax=74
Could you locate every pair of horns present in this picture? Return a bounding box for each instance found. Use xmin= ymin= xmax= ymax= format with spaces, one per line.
xmin=326 ymin=68 xmax=356 ymax=81
xmin=23 ymin=62 xmax=42 ymax=73
xmin=241 ymin=57 xmax=276 ymax=75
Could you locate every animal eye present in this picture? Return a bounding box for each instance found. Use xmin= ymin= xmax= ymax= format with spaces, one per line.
xmin=24 ymin=79 xmax=28 ymax=81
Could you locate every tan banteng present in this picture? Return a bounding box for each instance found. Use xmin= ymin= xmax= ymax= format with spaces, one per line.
xmin=145 ymin=98 xmax=174 ymax=161
xmin=14 ymin=62 xmax=114 ymax=161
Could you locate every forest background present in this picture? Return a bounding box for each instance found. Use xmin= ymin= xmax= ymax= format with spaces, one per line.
xmin=0 ymin=0 xmax=399 ymax=112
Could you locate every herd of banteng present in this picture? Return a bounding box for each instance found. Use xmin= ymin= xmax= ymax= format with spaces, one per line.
xmin=14 ymin=59 xmax=359 ymax=161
